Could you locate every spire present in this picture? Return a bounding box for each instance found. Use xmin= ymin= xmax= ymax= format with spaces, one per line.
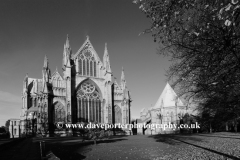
xmin=56 ymin=66 xmax=58 ymax=72
xmin=42 ymin=55 xmax=51 ymax=83
xmin=43 ymin=55 xmax=48 ymax=69
xmin=103 ymin=43 xmax=111 ymax=72
xmin=104 ymin=43 xmax=108 ymax=55
xmin=63 ymin=34 xmax=72 ymax=70
xmin=121 ymin=67 xmax=126 ymax=89
xmin=23 ymin=73 xmax=28 ymax=93
xmin=24 ymin=73 xmax=28 ymax=82
xmin=121 ymin=67 xmax=125 ymax=82
xmin=103 ymin=43 xmax=108 ymax=62
xmin=42 ymin=81 xmax=49 ymax=93
xmin=65 ymin=34 xmax=70 ymax=49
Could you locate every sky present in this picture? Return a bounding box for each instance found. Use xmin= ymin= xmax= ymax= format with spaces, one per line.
xmin=0 ymin=0 xmax=171 ymax=126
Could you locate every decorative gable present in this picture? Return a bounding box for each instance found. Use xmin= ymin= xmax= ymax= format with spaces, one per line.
xmin=72 ymin=37 xmax=103 ymax=66
xmin=51 ymin=70 xmax=63 ymax=81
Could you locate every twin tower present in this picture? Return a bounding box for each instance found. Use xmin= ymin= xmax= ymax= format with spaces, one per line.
xmin=20 ymin=35 xmax=132 ymax=133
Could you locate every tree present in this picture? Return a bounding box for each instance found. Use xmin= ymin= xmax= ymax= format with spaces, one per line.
xmin=5 ymin=120 xmax=10 ymax=132
xmin=133 ymin=0 xmax=240 ymax=128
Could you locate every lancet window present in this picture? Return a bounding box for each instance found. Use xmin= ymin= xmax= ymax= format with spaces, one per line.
xmin=78 ymin=50 xmax=97 ymax=77
xmin=76 ymin=81 xmax=101 ymax=123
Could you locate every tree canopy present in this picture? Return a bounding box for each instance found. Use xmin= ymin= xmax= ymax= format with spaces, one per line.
xmin=133 ymin=0 xmax=240 ymax=129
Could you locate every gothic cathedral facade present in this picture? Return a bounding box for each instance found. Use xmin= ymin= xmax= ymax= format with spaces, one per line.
xmin=20 ymin=35 xmax=132 ymax=133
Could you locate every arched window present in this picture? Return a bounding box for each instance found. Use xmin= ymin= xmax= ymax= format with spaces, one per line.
xmin=78 ymin=50 xmax=97 ymax=77
xmin=76 ymin=80 xmax=101 ymax=123
xmin=32 ymin=98 xmax=35 ymax=107
xmin=83 ymin=60 xmax=86 ymax=75
xmin=79 ymin=59 xmax=82 ymax=75
xmin=86 ymin=59 xmax=89 ymax=76
xmin=29 ymin=98 xmax=32 ymax=108
xmin=54 ymin=102 xmax=65 ymax=123
xmin=94 ymin=62 xmax=96 ymax=77
xmin=90 ymin=61 xmax=93 ymax=76
xmin=34 ymin=99 xmax=37 ymax=107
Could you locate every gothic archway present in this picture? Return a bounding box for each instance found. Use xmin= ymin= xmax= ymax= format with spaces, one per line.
xmin=53 ymin=101 xmax=65 ymax=123
xmin=76 ymin=79 xmax=102 ymax=123
xmin=114 ymin=105 xmax=122 ymax=124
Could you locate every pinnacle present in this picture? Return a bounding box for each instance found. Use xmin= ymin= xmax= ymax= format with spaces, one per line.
xmin=65 ymin=34 xmax=70 ymax=48
xmin=43 ymin=55 xmax=48 ymax=68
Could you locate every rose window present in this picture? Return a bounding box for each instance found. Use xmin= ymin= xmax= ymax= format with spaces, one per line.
xmin=81 ymin=82 xmax=95 ymax=93
xmin=84 ymin=50 xmax=92 ymax=58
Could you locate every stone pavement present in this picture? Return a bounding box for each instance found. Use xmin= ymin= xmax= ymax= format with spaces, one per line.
xmin=0 ymin=138 xmax=41 ymax=160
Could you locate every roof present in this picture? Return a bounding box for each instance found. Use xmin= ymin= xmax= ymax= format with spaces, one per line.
xmin=153 ymin=82 xmax=185 ymax=109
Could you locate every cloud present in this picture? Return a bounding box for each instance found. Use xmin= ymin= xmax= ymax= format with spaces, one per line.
xmin=0 ymin=90 xmax=21 ymax=104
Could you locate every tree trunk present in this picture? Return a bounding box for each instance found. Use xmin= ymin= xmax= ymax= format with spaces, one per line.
xmin=209 ymin=122 xmax=212 ymax=133
xmin=226 ymin=122 xmax=228 ymax=131
xmin=234 ymin=120 xmax=238 ymax=132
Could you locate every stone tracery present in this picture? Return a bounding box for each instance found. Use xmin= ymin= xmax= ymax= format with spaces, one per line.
xmin=78 ymin=50 xmax=97 ymax=77
xmin=76 ymin=81 xmax=101 ymax=123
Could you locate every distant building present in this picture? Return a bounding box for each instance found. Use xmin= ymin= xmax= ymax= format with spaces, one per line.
xmin=140 ymin=83 xmax=193 ymax=135
xmin=9 ymin=119 xmax=20 ymax=138
xmin=135 ymin=119 xmax=144 ymax=135
xmin=17 ymin=35 xmax=132 ymax=137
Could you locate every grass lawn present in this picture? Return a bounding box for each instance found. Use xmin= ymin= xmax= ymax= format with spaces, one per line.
xmin=32 ymin=132 xmax=240 ymax=160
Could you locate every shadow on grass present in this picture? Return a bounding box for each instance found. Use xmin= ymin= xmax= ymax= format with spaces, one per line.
xmin=174 ymin=138 xmax=240 ymax=160
xmin=148 ymin=134 xmax=204 ymax=146
xmin=33 ymin=136 xmax=128 ymax=160
xmin=196 ymin=134 xmax=240 ymax=139
xmin=149 ymin=134 xmax=240 ymax=160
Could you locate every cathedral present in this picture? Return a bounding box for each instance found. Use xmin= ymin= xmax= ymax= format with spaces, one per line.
xmin=19 ymin=35 xmax=132 ymax=135
xmin=138 ymin=83 xmax=190 ymax=135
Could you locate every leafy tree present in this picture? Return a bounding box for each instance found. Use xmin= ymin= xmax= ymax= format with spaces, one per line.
xmin=133 ymin=0 xmax=240 ymax=130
